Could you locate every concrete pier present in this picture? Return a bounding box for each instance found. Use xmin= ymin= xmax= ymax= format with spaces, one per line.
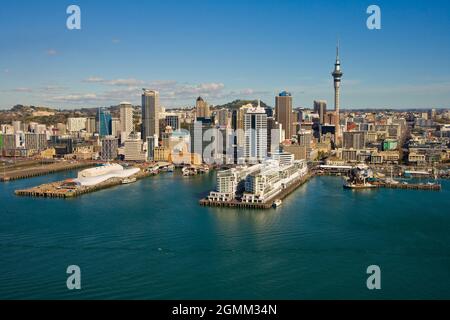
xmin=1 ymin=161 xmax=94 ymax=182
xmin=199 ymin=174 xmax=312 ymax=210
xmin=15 ymin=170 xmax=151 ymax=199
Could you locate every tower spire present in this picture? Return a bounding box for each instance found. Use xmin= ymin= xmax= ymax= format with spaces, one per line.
xmin=336 ymin=40 xmax=339 ymax=60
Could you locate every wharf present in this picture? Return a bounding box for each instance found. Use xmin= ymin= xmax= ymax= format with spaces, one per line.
xmin=1 ymin=161 xmax=94 ymax=182
xmin=374 ymin=182 xmax=441 ymax=191
xmin=15 ymin=170 xmax=150 ymax=199
xmin=199 ymin=174 xmax=312 ymax=210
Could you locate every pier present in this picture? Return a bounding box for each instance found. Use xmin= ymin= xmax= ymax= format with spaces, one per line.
xmin=15 ymin=169 xmax=151 ymax=199
xmin=374 ymin=182 xmax=441 ymax=191
xmin=199 ymin=174 xmax=312 ymax=210
xmin=1 ymin=160 xmax=95 ymax=182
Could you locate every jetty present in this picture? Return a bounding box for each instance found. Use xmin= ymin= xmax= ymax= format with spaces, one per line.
xmin=15 ymin=169 xmax=150 ymax=199
xmin=199 ymin=173 xmax=312 ymax=210
xmin=373 ymin=181 xmax=441 ymax=191
xmin=1 ymin=160 xmax=94 ymax=182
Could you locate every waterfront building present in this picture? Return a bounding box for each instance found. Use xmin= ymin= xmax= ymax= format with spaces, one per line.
xmin=101 ymin=136 xmax=119 ymax=161
xmin=74 ymin=164 xmax=140 ymax=187
xmin=207 ymin=158 xmax=308 ymax=204
xmin=154 ymin=146 xmax=170 ymax=162
xmin=124 ymin=135 xmax=146 ymax=161
xmin=146 ymin=135 xmax=159 ymax=161
xmin=142 ymin=89 xmax=161 ymax=140
xmin=244 ymin=102 xmax=268 ymax=163
xmin=275 ymin=91 xmax=293 ymax=140
xmin=242 ymin=159 xmax=308 ymax=204
xmin=119 ymin=102 xmax=134 ymax=135
xmin=270 ymin=150 xmax=295 ymax=166
xmin=207 ymin=164 xmax=263 ymax=202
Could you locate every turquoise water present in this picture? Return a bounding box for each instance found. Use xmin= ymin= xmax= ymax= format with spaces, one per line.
xmin=0 ymin=171 xmax=449 ymax=300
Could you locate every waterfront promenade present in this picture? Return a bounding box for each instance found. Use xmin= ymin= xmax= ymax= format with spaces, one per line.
xmin=0 ymin=160 xmax=95 ymax=182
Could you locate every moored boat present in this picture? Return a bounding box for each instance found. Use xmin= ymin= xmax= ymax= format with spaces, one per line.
xmin=273 ymin=199 xmax=283 ymax=208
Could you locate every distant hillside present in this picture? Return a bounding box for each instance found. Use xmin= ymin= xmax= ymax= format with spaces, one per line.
xmin=215 ymin=100 xmax=271 ymax=110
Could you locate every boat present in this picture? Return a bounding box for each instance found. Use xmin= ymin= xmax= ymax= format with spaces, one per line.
xmin=343 ymin=182 xmax=377 ymax=190
xmin=182 ymin=166 xmax=198 ymax=176
xmin=161 ymin=164 xmax=175 ymax=172
xmin=343 ymin=165 xmax=377 ymax=190
xmin=273 ymin=199 xmax=283 ymax=208
xmin=122 ymin=177 xmax=137 ymax=184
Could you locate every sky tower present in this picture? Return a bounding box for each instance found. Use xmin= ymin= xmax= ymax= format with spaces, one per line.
xmin=332 ymin=42 xmax=343 ymax=144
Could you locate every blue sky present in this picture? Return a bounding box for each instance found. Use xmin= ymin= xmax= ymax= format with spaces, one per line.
xmin=1 ymin=0 xmax=450 ymax=109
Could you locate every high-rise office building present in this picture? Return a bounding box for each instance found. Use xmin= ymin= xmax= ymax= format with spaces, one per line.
xmin=24 ymin=133 xmax=48 ymax=151
xmin=244 ymin=102 xmax=268 ymax=163
xmin=97 ymin=108 xmax=112 ymax=137
xmin=314 ymin=100 xmax=328 ymax=125
xmin=101 ymin=136 xmax=119 ymax=161
xmin=165 ymin=115 xmax=180 ymax=131
xmin=146 ymin=135 xmax=159 ymax=162
xmin=196 ymin=97 xmax=211 ymax=119
xmin=217 ymin=108 xmax=230 ymax=127
xmin=86 ymin=117 xmax=97 ymax=134
xmin=124 ymin=133 xmax=146 ymax=161
xmin=332 ymin=44 xmax=343 ymax=143
xmin=343 ymin=131 xmax=366 ymax=150
xmin=267 ymin=117 xmax=283 ymax=154
xmin=275 ymin=91 xmax=293 ymax=140
xmin=189 ymin=118 xmax=213 ymax=163
xmin=111 ymin=118 xmax=120 ymax=137
xmin=142 ymin=89 xmax=160 ymax=140
xmin=119 ymin=102 xmax=134 ymax=135
xmin=67 ymin=118 xmax=87 ymax=133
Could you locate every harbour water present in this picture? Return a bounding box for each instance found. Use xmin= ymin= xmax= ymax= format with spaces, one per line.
xmin=0 ymin=171 xmax=449 ymax=299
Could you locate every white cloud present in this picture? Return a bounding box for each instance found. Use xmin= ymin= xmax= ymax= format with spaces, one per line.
xmin=46 ymin=49 xmax=58 ymax=56
xmin=12 ymin=87 xmax=33 ymax=93
xmin=83 ymin=77 xmax=145 ymax=87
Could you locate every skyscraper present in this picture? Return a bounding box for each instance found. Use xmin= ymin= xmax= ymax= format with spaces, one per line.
xmin=142 ymin=89 xmax=160 ymax=140
xmin=119 ymin=102 xmax=134 ymax=135
xmin=165 ymin=115 xmax=180 ymax=131
xmin=101 ymin=136 xmax=119 ymax=161
xmin=314 ymin=100 xmax=327 ymax=125
xmin=332 ymin=44 xmax=343 ymax=143
xmin=97 ymin=108 xmax=112 ymax=137
xmin=244 ymin=101 xmax=268 ymax=163
xmin=275 ymin=91 xmax=293 ymax=140
xmin=196 ymin=96 xmax=211 ymax=119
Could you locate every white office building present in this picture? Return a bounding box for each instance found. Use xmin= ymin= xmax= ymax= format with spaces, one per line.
xmin=244 ymin=102 xmax=267 ymax=163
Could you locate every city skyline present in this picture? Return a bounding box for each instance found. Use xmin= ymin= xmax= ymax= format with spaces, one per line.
xmin=1 ymin=0 xmax=450 ymax=110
